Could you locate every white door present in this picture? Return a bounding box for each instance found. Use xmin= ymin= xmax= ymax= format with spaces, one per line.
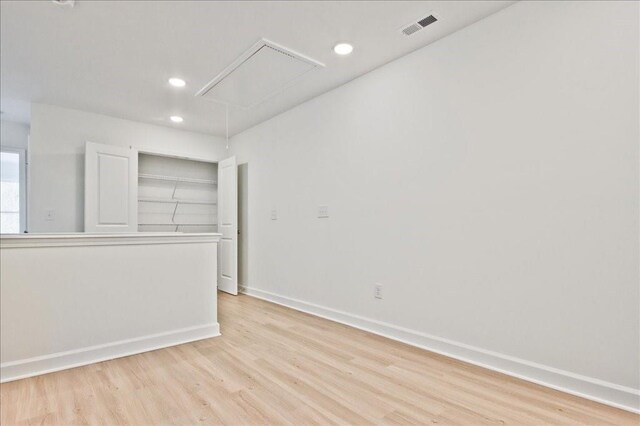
xmin=218 ymin=156 xmax=238 ymax=295
xmin=84 ymin=142 xmax=138 ymax=233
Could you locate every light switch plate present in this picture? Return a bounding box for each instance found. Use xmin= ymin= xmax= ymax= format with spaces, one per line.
xmin=45 ymin=209 xmax=55 ymax=221
xmin=271 ymin=209 xmax=278 ymax=220
xmin=375 ymin=283 xmax=383 ymax=299
xmin=317 ymin=205 xmax=329 ymax=218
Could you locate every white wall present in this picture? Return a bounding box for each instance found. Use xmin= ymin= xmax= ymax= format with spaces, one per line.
xmin=230 ymin=0 xmax=639 ymax=410
xmin=1 ymin=233 xmax=220 ymax=382
xmin=0 ymin=120 xmax=29 ymax=150
xmin=29 ymin=103 xmax=228 ymax=232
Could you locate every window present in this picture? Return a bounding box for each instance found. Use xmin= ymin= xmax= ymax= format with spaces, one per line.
xmin=0 ymin=148 xmax=26 ymax=233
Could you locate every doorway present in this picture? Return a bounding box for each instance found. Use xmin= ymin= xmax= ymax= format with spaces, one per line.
xmin=0 ymin=147 xmax=26 ymax=234
xmin=238 ymin=163 xmax=249 ymax=291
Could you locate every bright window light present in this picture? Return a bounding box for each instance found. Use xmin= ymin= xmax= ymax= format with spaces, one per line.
xmin=0 ymin=151 xmax=20 ymax=233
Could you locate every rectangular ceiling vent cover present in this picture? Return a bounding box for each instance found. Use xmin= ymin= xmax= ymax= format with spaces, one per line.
xmin=400 ymin=13 xmax=439 ymax=37
xmin=402 ymin=24 xmax=422 ymax=36
xmin=196 ymin=38 xmax=325 ymax=109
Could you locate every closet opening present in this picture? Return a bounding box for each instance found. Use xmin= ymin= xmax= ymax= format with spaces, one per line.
xmin=85 ymin=143 xmax=240 ymax=295
xmin=137 ymin=153 xmax=218 ymax=233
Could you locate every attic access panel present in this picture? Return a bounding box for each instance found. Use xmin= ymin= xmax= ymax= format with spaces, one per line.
xmin=196 ymin=39 xmax=325 ymax=109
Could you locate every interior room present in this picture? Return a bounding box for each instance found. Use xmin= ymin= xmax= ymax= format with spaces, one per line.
xmin=0 ymin=1 xmax=638 ymax=424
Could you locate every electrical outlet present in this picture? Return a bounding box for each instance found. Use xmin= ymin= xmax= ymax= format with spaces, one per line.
xmin=374 ymin=283 xmax=383 ymax=299
xmin=45 ymin=209 xmax=55 ymax=221
xmin=271 ymin=209 xmax=278 ymax=220
xmin=317 ymin=205 xmax=329 ymax=218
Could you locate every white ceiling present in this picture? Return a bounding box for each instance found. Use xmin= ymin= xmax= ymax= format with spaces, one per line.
xmin=0 ymin=1 xmax=514 ymax=137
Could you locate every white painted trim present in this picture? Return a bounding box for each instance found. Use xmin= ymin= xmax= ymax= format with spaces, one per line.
xmin=136 ymin=146 xmax=222 ymax=165
xmin=0 ymin=323 xmax=220 ymax=383
xmin=240 ymin=286 xmax=640 ymax=414
xmin=0 ymin=232 xmax=221 ymax=248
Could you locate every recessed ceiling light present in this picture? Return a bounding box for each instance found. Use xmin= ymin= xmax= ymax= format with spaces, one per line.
xmin=170 ymin=116 xmax=184 ymax=123
xmin=168 ymin=78 xmax=186 ymax=88
xmin=333 ymin=43 xmax=353 ymax=56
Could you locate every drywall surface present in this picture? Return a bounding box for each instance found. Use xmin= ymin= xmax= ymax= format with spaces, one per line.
xmin=230 ymin=0 xmax=639 ymax=408
xmin=0 ymin=233 xmax=220 ymax=382
xmin=29 ymin=103 xmax=228 ymax=232
xmin=0 ymin=120 xmax=29 ymax=150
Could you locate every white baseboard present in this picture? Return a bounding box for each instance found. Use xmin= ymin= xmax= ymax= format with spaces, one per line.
xmin=240 ymin=286 xmax=639 ymax=414
xmin=0 ymin=323 xmax=221 ymax=383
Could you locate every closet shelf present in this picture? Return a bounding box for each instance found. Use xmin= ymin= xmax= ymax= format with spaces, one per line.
xmin=138 ymin=173 xmax=217 ymax=185
xmin=138 ymin=223 xmax=217 ymax=226
xmin=138 ymin=197 xmax=217 ymax=206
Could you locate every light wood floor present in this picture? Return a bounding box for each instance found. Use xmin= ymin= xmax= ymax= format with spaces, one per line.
xmin=1 ymin=293 xmax=637 ymax=425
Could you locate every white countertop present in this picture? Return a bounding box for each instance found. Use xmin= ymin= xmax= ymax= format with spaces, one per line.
xmin=0 ymin=232 xmax=221 ymax=248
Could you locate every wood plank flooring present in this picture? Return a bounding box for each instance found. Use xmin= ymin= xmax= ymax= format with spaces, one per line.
xmin=1 ymin=292 xmax=638 ymax=425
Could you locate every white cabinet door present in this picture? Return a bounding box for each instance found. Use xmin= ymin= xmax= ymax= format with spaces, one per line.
xmin=217 ymin=156 xmax=238 ymax=295
xmin=84 ymin=142 xmax=138 ymax=233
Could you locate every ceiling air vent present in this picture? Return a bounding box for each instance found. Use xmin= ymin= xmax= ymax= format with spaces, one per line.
xmin=418 ymin=15 xmax=438 ymax=28
xmin=402 ymin=24 xmax=422 ymax=36
xmin=400 ymin=13 xmax=439 ymax=37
